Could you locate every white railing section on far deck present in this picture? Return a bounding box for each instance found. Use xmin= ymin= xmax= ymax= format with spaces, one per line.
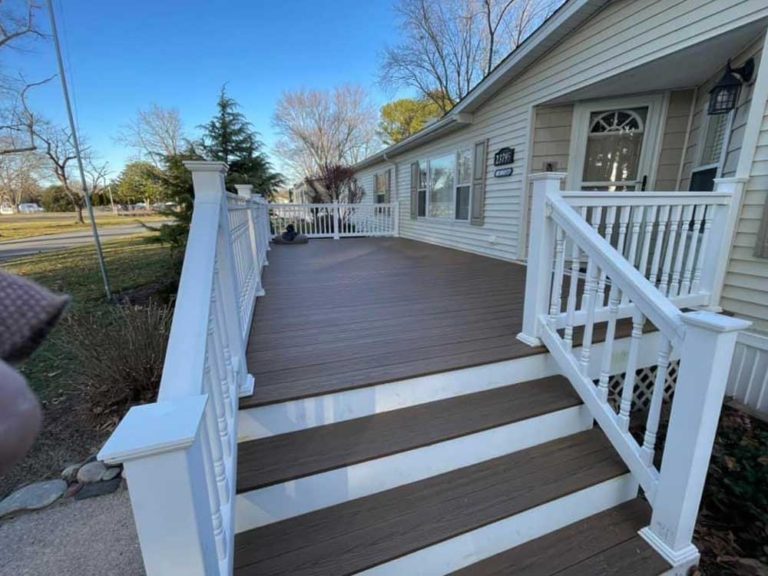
xmin=269 ymin=202 xmax=399 ymax=239
xmin=519 ymin=173 xmax=750 ymax=572
xmin=98 ymin=162 xmax=271 ymax=576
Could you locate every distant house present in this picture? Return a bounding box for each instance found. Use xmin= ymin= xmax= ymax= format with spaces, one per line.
xmin=100 ymin=2 xmax=768 ymax=575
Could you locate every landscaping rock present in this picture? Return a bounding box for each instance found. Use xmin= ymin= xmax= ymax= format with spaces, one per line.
xmin=61 ymin=464 xmax=80 ymax=483
xmin=76 ymin=461 xmax=107 ymax=484
xmin=74 ymin=478 xmax=121 ymax=501
xmin=101 ymin=467 xmax=121 ymax=482
xmin=64 ymin=483 xmax=83 ymax=498
xmin=0 ymin=480 xmax=67 ymax=518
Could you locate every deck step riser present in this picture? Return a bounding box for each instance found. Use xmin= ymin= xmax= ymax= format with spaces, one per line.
xmin=235 ymin=405 xmax=592 ymax=532
xmin=356 ymin=474 xmax=638 ymax=576
xmin=239 ymin=332 xmax=665 ymax=441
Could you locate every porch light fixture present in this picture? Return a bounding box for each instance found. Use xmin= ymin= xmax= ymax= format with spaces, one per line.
xmin=708 ymin=58 xmax=755 ymax=115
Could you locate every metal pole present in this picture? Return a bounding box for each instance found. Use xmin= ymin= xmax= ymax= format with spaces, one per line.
xmin=46 ymin=0 xmax=112 ymax=300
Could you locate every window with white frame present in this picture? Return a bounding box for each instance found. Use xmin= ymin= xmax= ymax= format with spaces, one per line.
xmin=456 ymin=149 xmax=471 ymax=220
xmin=417 ymin=160 xmax=427 ymax=217
xmin=374 ymin=170 xmax=390 ymax=204
xmin=700 ymin=113 xmax=728 ymax=168
xmin=418 ymin=150 xmax=472 ymax=220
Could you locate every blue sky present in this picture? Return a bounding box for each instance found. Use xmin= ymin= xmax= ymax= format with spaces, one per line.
xmin=7 ymin=0 xmax=403 ymax=176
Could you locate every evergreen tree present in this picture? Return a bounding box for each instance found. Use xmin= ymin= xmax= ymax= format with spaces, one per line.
xmin=199 ymin=86 xmax=283 ymax=196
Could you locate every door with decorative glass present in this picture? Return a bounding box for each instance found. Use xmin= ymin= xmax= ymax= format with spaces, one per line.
xmin=568 ymin=96 xmax=664 ymax=191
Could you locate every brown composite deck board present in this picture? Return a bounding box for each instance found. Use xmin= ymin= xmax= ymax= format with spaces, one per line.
xmin=233 ymin=429 xmax=628 ymax=576
xmin=451 ymin=499 xmax=669 ymax=576
xmin=237 ymin=375 xmax=580 ymax=493
xmin=242 ymin=238 xmax=544 ymax=407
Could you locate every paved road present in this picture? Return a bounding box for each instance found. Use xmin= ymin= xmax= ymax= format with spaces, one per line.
xmin=0 ymin=224 xmax=148 ymax=262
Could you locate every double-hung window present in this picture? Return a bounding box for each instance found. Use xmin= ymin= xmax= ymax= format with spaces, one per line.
xmin=374 ymin=170 xmax=390 ymax=203
xmin=417 ymin=149 xmax=472 ymax=220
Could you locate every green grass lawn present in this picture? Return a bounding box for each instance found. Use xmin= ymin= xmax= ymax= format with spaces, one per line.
xmin=5 ymin=235 xmax=176 ymax=396
xmin=0 ymin=212 xmax=169 ymax=242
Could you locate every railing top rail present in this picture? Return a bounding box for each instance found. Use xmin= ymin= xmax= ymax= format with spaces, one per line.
xmin=268 ymin=202 xmax=397 ymax=208
xmin=548 ymin=191 xmax=686 ymax=344
xmin=560 ymin=191 xmax=734 ymax=206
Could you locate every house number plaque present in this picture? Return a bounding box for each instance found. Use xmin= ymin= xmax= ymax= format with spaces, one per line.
xmin=493 ymin=147 xmax=515 ymax=166
xmin=494 ymin=167 xmax=514 ymax=178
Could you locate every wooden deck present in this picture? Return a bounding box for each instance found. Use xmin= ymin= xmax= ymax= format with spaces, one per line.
xmin=242 ymin=238 xmax=542 ymax=407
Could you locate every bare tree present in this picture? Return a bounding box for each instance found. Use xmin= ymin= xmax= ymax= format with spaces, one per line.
xmin=272 ymin=85 xmax=378 ymax=182
xmin=34 ymin=121 xmax=108 ymax=223
xmin=380 ymin=0 xmax=559 ymax=112
xmin=0 ymin=1 xmax=49 ymax=155
xmin=0 ymin=137 xmax=43 ymax=206
xmin=116 ymin=104 xmax=186 ymax=167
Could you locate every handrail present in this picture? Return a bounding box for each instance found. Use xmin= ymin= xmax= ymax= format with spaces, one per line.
xmin=521 ymin=173 xmax=749 ymax=570
xmin=269 ymin=202 xmax=399 ymax=239
xmin=548 ymin=192 xmax=685 ymax=345
xmin=99 ymin=162 xmax=271 ymax=576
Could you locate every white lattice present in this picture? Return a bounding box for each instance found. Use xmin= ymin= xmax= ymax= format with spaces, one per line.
xmin=599 ymin=360 xmax=680 ymax=411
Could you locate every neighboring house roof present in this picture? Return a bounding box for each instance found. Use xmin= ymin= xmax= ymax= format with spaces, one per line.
xmin=354 ymin=0 xmax=609 ymax=171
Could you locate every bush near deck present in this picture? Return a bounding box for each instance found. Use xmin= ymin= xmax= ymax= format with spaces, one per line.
xmin=0 ymin=236 xmax=177 ymax=498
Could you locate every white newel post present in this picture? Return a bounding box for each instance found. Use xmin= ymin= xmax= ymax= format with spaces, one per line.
xmin=393 ymin=201 xmax=400 ymax=237
xmin=641 ymin=311 xmax=750 ymax=570
xmin=518 ymin=172 xmax=566 ymax=346
xmin=99 ymin=396 xmax=220 ymax=576
xmin=698 ymin=177 xmax=746 ymax=310
xmin=332 ymin=201 xmax=340 ymax=239
xmin=259 ymin=197 xmax=271 ymax=260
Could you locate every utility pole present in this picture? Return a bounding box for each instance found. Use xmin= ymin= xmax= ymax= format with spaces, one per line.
xmin=46 ymin=0 xmax=112 ymax=300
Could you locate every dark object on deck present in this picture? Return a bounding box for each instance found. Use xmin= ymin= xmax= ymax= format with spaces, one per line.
xmin=273 ymin=224 xmax=308 ymax=245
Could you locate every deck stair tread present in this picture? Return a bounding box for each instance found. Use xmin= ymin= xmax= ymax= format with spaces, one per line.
xmin=237 ymin=375 xmax=580 ymax=493
xmin=233 ymin=428 xmax=627 ymax=576
xmin=451 ymin=498 xmax=670 ymax=576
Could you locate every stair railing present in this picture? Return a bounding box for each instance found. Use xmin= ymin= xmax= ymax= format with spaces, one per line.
xmin=99 ymin=162 xmax=271 ymax=576
xmin=520 ymin=172 xmax=749 ymax=570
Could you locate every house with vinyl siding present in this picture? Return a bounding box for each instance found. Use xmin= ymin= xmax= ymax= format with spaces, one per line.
xmin=98 ymin=2 xmax=768 ymax=575
xmin=355 ymin=0 xmax=768 ymax=414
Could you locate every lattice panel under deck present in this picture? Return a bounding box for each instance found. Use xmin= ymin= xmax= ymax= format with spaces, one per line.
xmin=598 ymin=360 xmax=680 ymax=411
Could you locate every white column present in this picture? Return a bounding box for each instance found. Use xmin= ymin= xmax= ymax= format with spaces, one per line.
xmin=641 ymin=311 xmax=750 ymax=570
xmin=184 ymin=161 xmax=228 ymax=206
xmin=332 ymin=201 xmax=340 ymax=240
xmin=518 ymin=172 xmax=566 ymax=346
xmin=98 ymin=396 xmax=222 ymax=576
xmin=698 ymin=177 xmax=746 ymax=310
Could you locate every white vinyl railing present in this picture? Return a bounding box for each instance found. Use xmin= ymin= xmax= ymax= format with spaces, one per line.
xmin=520 ymin=173 xmax=750 ymax=570
xmin=98 ymin=162 xmax=271 ymax=576
xmin=269 ymin=202 xmax=399 ymax=239
xmin=561 ymin=185 xmax=743 ymax=310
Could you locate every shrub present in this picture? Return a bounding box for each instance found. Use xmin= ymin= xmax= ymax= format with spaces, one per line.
xmin=64 ymin=302 xmax=173 ymax=426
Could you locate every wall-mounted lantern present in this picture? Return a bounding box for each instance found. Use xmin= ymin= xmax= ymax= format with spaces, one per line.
xmin=708 ymin=58 xmax=755 ymax=115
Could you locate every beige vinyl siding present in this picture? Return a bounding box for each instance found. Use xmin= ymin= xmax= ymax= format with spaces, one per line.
xmin=722 ymin=104 xmax=768 ymax=330
xmin=680 ymin=38 xmax=764 ymax=188
xmin=655 ymin=90 xmax=694 ymax=190
xmin=359 ymin=0 xmax=768 ymax=261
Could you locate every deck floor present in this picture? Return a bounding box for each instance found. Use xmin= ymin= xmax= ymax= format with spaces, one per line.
xmin=242 ymin=238 xmax=542 ymax=407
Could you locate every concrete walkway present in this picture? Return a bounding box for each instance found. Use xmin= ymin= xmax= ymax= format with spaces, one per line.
xmin=0 ymin=487 xmax=144 ymax=576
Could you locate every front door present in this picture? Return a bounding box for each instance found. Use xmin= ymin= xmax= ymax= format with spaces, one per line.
xmin=568 ymin=96 xmax=664 ymax=191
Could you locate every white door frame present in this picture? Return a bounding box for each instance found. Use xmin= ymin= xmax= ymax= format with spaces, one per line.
xmin=566 ymin=94 xmax=668 ymax=191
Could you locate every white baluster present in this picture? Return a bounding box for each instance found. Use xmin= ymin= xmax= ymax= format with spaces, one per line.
xmin=649 ymin=205 xmax=669 ymax=290
xmin=565 ymin=238 xmax=580 ymax=351
xmin=638 ymin=205 xmax=657 ymax=280
xmin=680 ymin=206 xmax=704 ymax=296
xmin=669 ymin=205 xmax=693 ymax=298
xmin=618 ymin=311 xmax=644 ymax=431
xmin=597 ymin=282 xmax=621 ymax=403
xmin=641 ymin=336 xmax=672 ymax=466
xmin=659 ymin=205 xmax=681 ymax=296
xmin=579 ymin=256 xmax=599 ymax=376
xmin=549 ymin=226 xmax=566 ymax=330
xmin=199 ymin=424 xmax=228 ymax=563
